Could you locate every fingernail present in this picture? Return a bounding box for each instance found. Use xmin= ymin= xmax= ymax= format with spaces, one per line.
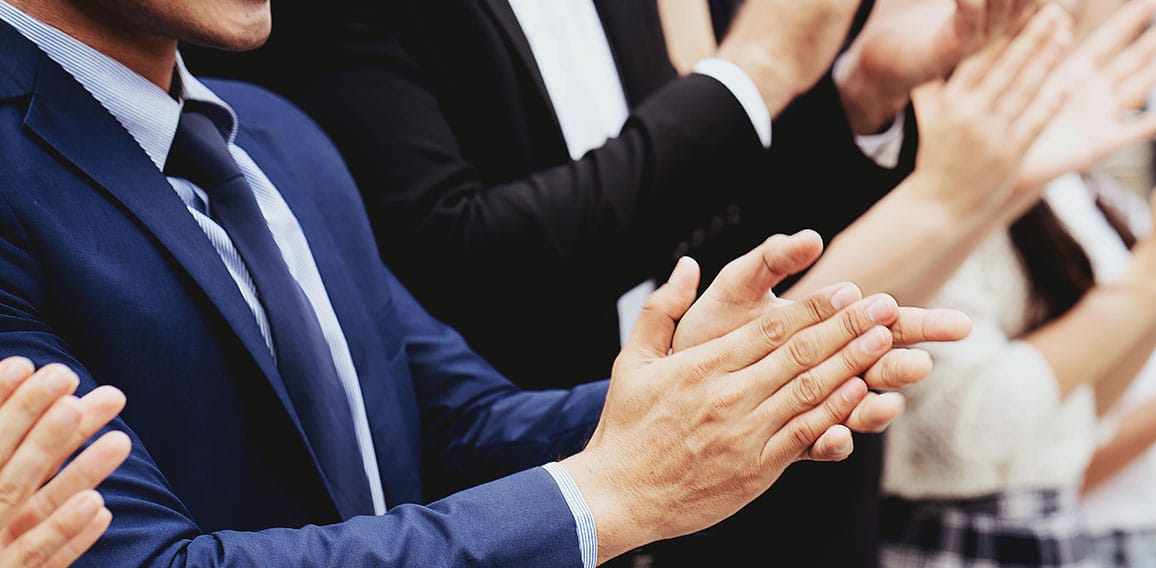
xmin=76 ymin=491 xmax=102 ymax=516
xmin=867 ymin=296 xmax=895 ymax=324
xmin=832 ymin=440 xmax=852 ymax=455
xmin=0 ymin=359 xmax=26 ymax=389
xmin=840 ymin=384 xmax=859 ymax=403
xmin=669 ymin=256 xmax=694 ymax=282
xmin=41 ymin=367 xmax=74 ymax=394
xmin=831 ymin=284 xmax=859 ymax=310
xmin=858 ymin=327 xmax=889 ymax=354
xmin=791 ymin=229 xmax=819 ymax=243
xmin=943 ymin=310 xmax=973 ymax=334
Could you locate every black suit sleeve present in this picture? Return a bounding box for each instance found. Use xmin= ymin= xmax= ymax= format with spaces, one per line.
xmin=185 ymin=1 xmax=766 ymax=303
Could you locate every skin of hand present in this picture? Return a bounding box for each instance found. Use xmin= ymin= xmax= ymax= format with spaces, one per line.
xmin=911 ymin=4 xmax=1074 ymax=216
xmin=836 ymin=0 xmax=1041 ymax=134
xmin=656 ymin=0 xmax=718 ymax=76
xmin=1056 ymin=0 xmax=1130 ymax=40
xmin=782 ymin=5 xmax=1073 ymax=309
xmin=670 ymin=231 xmax=973 ymax=442
xmin=0 ymin=358 xmax=131 ymax=568
xmin=715 ymin=0 xmax=863 ymax=118
xmin=562 ymin=243 xmax=937 ymax=563
xmin=1012 ymin=0 xmax=1156 ymax=200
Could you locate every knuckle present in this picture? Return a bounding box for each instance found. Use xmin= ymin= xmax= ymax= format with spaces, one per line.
xmin=19 ymin=544 xmax=49 ymax=568
xmin=790 ymin=420 xmax=821 ymax=452
xmin=822 ymin=390 xmax=849 ymax=424
xmin=639 ymin=296 xmax=670 ymax=320
xmin=791 ymin=372 xmax=825 ymax=408
xmin=758 ymin=314 xmax=790 ymax=348
xmin=24 ymin=491 xmax=57 ymax=526
xmin=786 ymin=334 xmax=820 ymax=368
xmin=689 ymin=352 xmax=725 ymax=382
xmin=704 ymin=388 xmax=743 ymax=421
xmin=0 ymin=480 xmax=22 ymax=509
xmin=12 ymin=389 xmax=43 ymax=417
xmin=839 ymin=310 xmax=866 ymax=340
xmin=802 ymin=294 xmax=827 ymax=322
xmin=867 ymin=356 xmax=897 ymax=390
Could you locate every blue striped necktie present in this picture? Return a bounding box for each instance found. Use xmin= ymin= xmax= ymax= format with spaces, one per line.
xmin=165 ymin=104 xmax=374 ymax=519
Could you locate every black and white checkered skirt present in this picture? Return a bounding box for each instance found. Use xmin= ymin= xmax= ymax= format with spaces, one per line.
xmin=879 ymin=488 xmax=1096 ymax=568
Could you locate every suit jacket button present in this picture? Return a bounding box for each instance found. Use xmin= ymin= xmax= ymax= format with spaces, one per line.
xmin=690 ymin=229 xmax=706 ymax=248
xmin=707 ymin=216 xmax=724 ymax=236
xmin=726 ymin=205 xmax=741 ymax=225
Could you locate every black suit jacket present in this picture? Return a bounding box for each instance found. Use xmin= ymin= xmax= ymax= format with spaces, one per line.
xmin=182 ymin=0 xmax=908 ymax=389
xmin=182 ymin=1 xmax=916 ymax=565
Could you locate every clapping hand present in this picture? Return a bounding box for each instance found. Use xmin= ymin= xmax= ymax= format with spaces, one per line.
xmin=0 ymin=358 xmax=130 ymax=568
xmin=562 ymin=232 xmax=972 ymax=563
xmin=671 ymin=231 xmax=972 ymax=447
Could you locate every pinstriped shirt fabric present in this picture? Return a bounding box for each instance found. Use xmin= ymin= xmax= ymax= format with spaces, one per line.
xmin=543 ymin=462 xmax=599 ymax=568
xmin=0 ymin=7 xmax=602 ymax=561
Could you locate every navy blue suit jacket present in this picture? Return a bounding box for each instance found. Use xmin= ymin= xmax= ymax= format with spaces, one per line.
xmin=0 ymin=22 xmax=607 ymax=566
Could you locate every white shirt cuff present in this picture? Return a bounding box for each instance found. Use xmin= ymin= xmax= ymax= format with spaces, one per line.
xmin=542 ymin=462 xmax=597 ymax=568
xmin=693 ymin=57 xmax=772 ymax=148
xmin=855 ymin=111 xmax=905 ymax=169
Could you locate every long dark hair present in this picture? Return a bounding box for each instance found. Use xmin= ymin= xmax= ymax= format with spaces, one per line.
xmin=1009 ymin=177 xmax=1138 ymax=332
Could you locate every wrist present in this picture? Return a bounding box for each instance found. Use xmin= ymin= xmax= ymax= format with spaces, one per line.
xmin=715 ymin=41 xmax=800 ymax=119
xmin=898 ymin=169 xmax=1007 ymax=223
xmin=560 ymin=451 xmax=656 ymax=564
xmin=833 ymin=49 xmax=912 ymax=136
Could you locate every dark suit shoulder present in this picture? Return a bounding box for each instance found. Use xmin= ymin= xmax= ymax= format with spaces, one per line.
xmin=203 ymin=77 xmax=355 ymax=196
xmin=202 ymin=78 xmax=323 ymax=136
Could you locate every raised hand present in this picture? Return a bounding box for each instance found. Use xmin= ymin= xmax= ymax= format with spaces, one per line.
xmin=0 ymin=358 xmax=131 ymax=568
xmin=836 ymin=0 xmax=1040 ymax=133
xmin=909 ymin=4 xmax=1073 ymax=215
xmin=1015 ymin=0 xmax=1156 ymax=196
xmin=669 ymin=231 xmax=972 ymax=441
xmin=716 ymin=0 xmax=863 ymax=117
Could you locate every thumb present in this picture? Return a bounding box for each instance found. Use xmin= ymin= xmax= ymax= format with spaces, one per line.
xmin=622 ymin=256 xmax=700 ymax=360
xmin=704 ymin=230 xmax=824 ymax=306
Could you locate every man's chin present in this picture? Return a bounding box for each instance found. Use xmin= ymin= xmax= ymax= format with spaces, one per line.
xmin=187 ymin=27 xmax=271 ymax=53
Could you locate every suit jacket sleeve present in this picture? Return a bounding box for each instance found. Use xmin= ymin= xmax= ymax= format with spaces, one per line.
xmin=0 ymin=187 xmax=602 ymax=567
xmin=186 ymin=0 xmax=768 ymax=303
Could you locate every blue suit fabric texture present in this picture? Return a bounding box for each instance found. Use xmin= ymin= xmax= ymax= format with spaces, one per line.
xmin=0 ymin=21 xmax=606 ymax=566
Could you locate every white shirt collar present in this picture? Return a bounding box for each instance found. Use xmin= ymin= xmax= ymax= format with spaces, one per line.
xmin=0 ymin=0 xmax=238 ymax=171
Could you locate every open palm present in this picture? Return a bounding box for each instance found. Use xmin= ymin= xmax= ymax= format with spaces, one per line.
xmin=1018 ymin=0 xmax=1156 ymax=193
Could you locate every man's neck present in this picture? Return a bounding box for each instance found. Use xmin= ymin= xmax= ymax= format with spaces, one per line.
xmin=7 ymin=0 xmax=177 ymax=91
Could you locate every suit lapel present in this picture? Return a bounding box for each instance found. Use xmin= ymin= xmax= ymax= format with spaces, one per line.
xmin=594 ymin=0 xmax=678 ymax=106
xmin=477 ymin=0 xmax=562 ymax=130
xmin=22 ymin=55 xmax=312 ymax=445
xmin=479 ymin=0 xmax=676 ymax=112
